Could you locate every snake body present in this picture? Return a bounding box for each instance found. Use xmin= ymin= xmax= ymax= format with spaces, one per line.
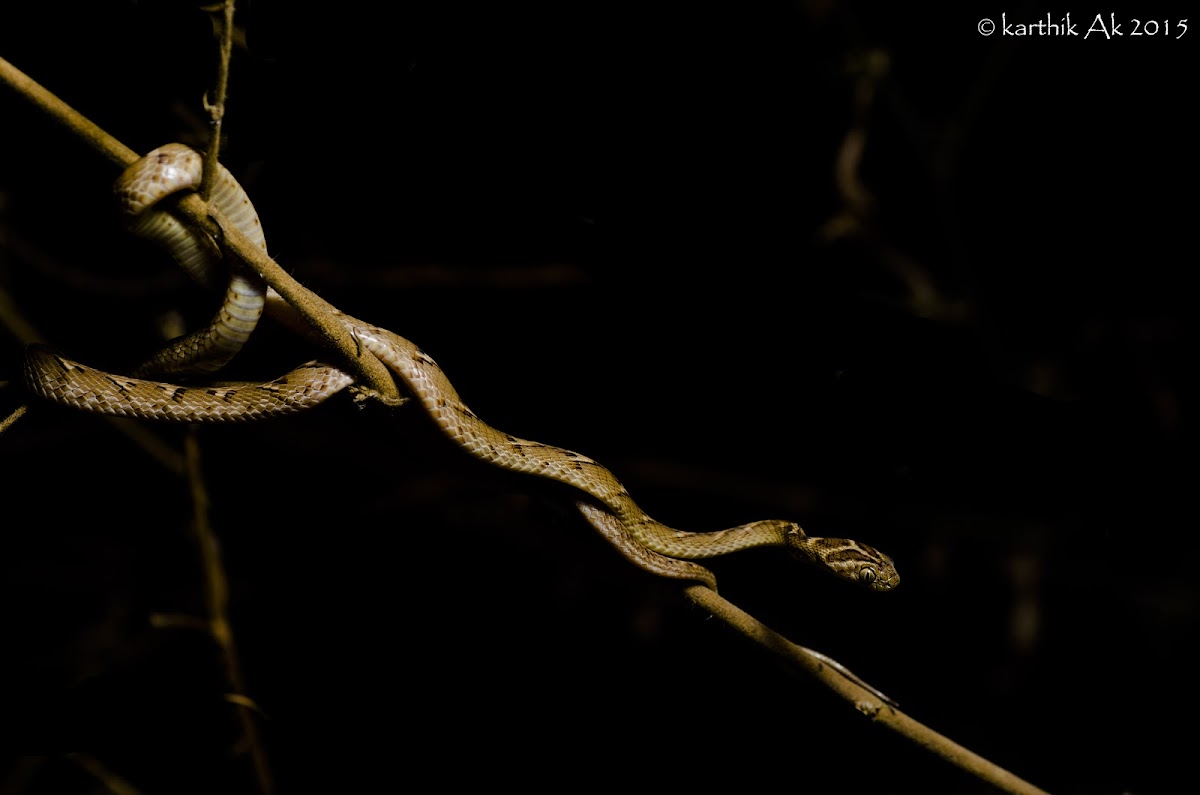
xmin=24 ymin=350 xmax=352 ymax=422
xmin=23 ymin=144 xmax=899 ymax=591
xmin=118 ymin=144 xmax=268 ymax=377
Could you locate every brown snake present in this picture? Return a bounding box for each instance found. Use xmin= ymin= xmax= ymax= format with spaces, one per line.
xmin=22 ymin=144 xmax=899 ymax=592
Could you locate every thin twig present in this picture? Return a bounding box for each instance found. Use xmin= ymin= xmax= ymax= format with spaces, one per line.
xmin=188 ymin=18 xmax=269 ymax=784
xmin=199 ymin=1 xmax=236 ymax=202
xmin=67 ymin=754 xmax=143 ymax=795
xmin=820 ymin=48 xmax=968 ymax=324
xmin=0 ymin=405 xmax=27 ymax=434
xmin=183 ymin=432 xmax=275 ymax=795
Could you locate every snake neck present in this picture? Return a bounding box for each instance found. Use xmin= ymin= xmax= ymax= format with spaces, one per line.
xmin=625 ymin=515 xmax=799 ymax=560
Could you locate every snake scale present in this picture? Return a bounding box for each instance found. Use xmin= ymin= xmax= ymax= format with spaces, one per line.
xmin=22 ymin=144 xmax=899 ymax=592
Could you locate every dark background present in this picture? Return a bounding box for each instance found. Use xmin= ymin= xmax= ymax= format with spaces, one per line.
xmin=1 ymin=2 xmax=1195 ymax=793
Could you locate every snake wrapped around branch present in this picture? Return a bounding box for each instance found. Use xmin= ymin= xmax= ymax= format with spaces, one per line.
xmin=22 ymin=144 xmax=899 ymax=593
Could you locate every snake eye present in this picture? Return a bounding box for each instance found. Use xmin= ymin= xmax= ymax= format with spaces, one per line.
xmin=857 ymin=566 xmax=877 ymax=585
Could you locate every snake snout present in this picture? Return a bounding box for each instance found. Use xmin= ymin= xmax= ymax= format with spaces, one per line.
xmin=871 ymin=563 xmax=900 ymax=592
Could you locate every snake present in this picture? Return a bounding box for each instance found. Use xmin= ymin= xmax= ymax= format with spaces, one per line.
xmin=22 ymin=144 xmax=899 ymax=592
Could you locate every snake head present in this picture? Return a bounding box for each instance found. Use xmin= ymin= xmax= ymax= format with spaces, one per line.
xmin=787 ymin=532 xmax=900 ymax=592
